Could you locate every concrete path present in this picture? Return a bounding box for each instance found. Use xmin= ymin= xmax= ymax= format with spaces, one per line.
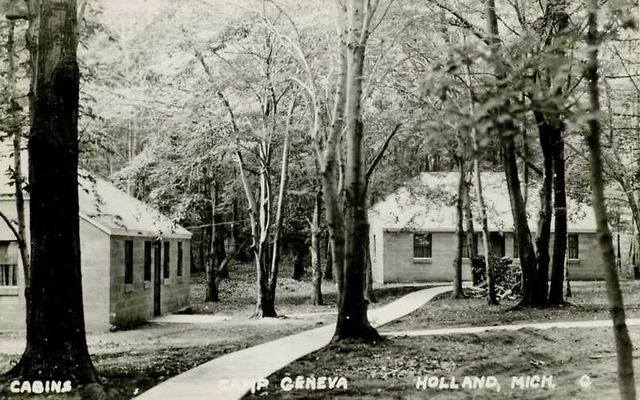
xmin=151 ymin=314 xmax=232 ymax=324
xmin=383 ymin=318 xmax=640 ymax=337
xmin=135 ymin=285 xmax=453 ymax=400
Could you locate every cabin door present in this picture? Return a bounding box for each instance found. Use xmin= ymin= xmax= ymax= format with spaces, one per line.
xmin=153 ymin=242 xmax=162 ymax=316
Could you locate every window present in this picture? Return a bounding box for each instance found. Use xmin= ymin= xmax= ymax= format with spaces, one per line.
xmin=568 ymin=234 xmax=579 ymax=259
xmin=413 ymin=233 xmax=432 ymax=258
xmin=163 ymin=241 xmax=170 ymax=279
xmin=462 ymin=233 xmax=479 ymax=258
xmin=177 ymin=242 xmax=183 ymax=277
xmin=0 ymin=242 xmax=17 ymax=286
xmin=144 ymin=241 xmax=152 ymax=281
xmin=124 ymin=240 xmax=134 ymax=285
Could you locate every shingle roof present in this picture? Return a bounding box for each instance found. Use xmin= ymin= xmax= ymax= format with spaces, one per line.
xmin=369 ymin=171 xmax=596 ymax=233
xmin=0 ymin=150 xmax=191 ymax=239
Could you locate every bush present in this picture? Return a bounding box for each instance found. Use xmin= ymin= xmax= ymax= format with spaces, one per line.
xmin=471 ymin=255 xmax=521 ymax=293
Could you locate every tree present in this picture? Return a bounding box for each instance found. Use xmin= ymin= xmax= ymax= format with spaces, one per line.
xmin=333 ymin=0 xmax=383 ymax=342
xmin=7 ymin=0 xmax=97 ymax=383
xmin=584 ymin=0 xmax=636 ymax=397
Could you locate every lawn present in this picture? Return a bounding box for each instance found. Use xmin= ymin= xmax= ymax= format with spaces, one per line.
xmin=240 ymin=280 xmax=640 ymax=400
xmin=0 ymin=260 xmax=424 ymax=399
xmin=380 ymin=280 xmax=640 ymax=332
xmin=244 ymin=326 xmax=639 ymax=399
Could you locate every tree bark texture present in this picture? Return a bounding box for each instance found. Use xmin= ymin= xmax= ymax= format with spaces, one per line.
xmin=549 ymin=128 xmax=567 ymax=304
xmin=452 ymin=157 xmax=465 ymax=299
xmin=9 ymin=0 xmax=98 ymax=383
xmin=333 ymin=0 xmax=379 ymax=342
xmin=585 ymin=2 xmax=636 ymax=397
xmin=533 ymin=113 xmax=553 ymax=306
xmin=485 ymin=0 xmax=537 ymax=306
xmin=6 ymin=19 xmax=32 ymax=323
xmin=311 ymin=189 xmax=323 ymax=305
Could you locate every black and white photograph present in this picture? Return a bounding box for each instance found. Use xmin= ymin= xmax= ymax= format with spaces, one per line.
xmin=0 ymin=0 xmax=640 ymax=398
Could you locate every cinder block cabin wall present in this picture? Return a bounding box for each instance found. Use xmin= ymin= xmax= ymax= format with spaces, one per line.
xmin=159 ymin=239 xmax=190 ymax=316
xmin=79 ymin=220 xmax=111 ymax=332
xmin=109 ymin=236 xmax=190 ymax=328
xmin=566 ymin=233 xmax=603 ymax=280
xmin=507 ymin=232 xmax=603 ymax=280
xmin=0 ymin=200 xmax=26 ymax=331
xmin=382 ymin=231 xmax=472 ymax=283
xmin=0 ymin=208 xmax=110 ymax=332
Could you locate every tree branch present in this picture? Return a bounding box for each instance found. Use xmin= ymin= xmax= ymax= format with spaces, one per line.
xmin=366 ymin=123 xmax=401 ymax=182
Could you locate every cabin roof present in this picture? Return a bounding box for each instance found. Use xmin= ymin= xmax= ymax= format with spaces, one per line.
xmin=369 ymin=171 xmax=596 ymax=233
xmin=0 ymin=151 xmax=191 ymax=239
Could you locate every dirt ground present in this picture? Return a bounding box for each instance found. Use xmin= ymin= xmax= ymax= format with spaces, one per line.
xmin=244 ymin=327 xmax=640 ymax=399
xmin=188 ymin=264 xmax=425 ymax=317
xmin=380 ymin=281 xmax=640 ymax=332
xmin=0 ymin=263 xmax=421 ymax=399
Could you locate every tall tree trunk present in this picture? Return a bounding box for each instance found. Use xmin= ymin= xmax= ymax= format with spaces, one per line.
xmin=6 ymin=19 xmax=31 ymax=322
xmin=333 ymin=0 xmax=379 ymax=342
xmin=206 ymin=181 xmax=219 ymax=302
xmin=549 ymin=128 xmax=567 ymax=304
xmin=462 ymin=169 xmax=477 ymax=258
xmin=533 ymin=115 xmax=553 ymax=306
xmin=465 ymin=61 xmax=497 ymax=304
xmin=311 ymin=189 xmax=323 ymax=305
xmin=585 ymin=2 xmax=636 ymax=397
xmin=452 ymin=158 xmax=465 ymax=299
xmin=486 ymin=0 xmax=537 ymax=306
xmin=8 ymin=0 xmax=97 ymax=383
xmin=269 ymin=97 xmax=296 ymax=300
xmin=320 ymin=1 xmax=348 ymax=304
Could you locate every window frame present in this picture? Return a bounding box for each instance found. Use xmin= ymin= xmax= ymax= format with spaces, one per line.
xmin=413 ymin=232 xmax=432 ymax=259
xmin=0 ymin=241 xmax=18 ymax=287
xmin=568 ymin=234 xmax=579 ymax=260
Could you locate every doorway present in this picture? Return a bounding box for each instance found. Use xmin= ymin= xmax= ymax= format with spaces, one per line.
xmin=154 ymin=241 xmax=162 ymax=316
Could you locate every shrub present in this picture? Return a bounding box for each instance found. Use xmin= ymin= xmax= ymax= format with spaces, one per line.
xmin=471 ymin=255 xmax=521 ymax=293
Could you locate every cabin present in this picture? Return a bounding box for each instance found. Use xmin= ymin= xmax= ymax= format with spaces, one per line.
xmin=0 ymin=161 xmax=192 ymax=332
xmin=368 ymin=172 xmax=604 ymax=283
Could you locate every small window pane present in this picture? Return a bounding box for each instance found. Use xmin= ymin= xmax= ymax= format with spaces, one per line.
xmin=0 ymin=242 xmax=17 ymax=286
xmin=413 ymin=233 xmax=432 ymax=258
xmin=568 ymin=234 xmax=579 ymax=259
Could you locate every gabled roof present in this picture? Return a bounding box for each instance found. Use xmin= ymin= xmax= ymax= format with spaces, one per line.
xmin=369 ymin=172 xmax=596 ymax=233
xmin=0 ymin=150 xmax=191 ymax=239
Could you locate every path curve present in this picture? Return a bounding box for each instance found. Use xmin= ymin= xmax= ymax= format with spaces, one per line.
xmin=135 ymin=285 xmax=453 ymax=400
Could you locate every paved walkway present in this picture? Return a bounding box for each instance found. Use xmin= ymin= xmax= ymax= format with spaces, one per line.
xmin=383 ymin=317 xmax=640 ymax=337
xmin=135 ymin=285 xmax=453 ymax=400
